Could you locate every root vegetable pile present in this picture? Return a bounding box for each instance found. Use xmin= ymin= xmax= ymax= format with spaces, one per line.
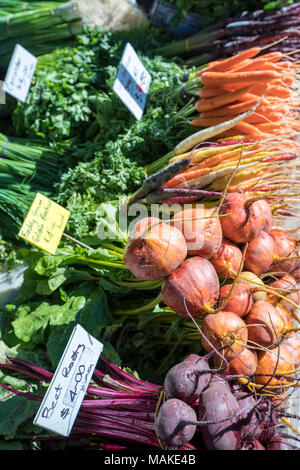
xmin=123 ymin=190 xmax=300 ymax=447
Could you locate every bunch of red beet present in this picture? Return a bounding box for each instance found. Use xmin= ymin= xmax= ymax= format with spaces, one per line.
xmin=156 ymin=353 xmax=297 ymax=450
xmin=0 ymin=354 xmax=297 ymax=450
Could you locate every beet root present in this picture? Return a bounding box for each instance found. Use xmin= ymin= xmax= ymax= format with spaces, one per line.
xmin=219 ymin=193 xmax=272 ymax=244
xmin=161 ymin=256 xmax=220 ymax=317
xmin=164 ymin=355 xmax=211 ymax=404
xmin=155 ymin=398 xmax=197 ymax=448
xmin=198 ymin=376 xmax=240 ymax=450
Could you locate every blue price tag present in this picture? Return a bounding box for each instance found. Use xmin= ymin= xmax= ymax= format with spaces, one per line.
xmin=113 ymin=43 xmax=151 ymax=121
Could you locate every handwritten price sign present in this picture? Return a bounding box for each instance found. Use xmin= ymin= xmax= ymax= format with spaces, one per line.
xmin=113 ymin=43 xmax=151 ymax=121
xmin=3 ymin=44 xmax=37 ymax=102
xmin=18 ymin=193 xmax=70 ymax=255
xmin=34 ymin=324 xmax=103 ymax=437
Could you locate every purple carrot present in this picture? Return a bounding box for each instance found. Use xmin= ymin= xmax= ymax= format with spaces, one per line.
xmin=163 ymin=196 xmax=203 ymax=205
xmin=145 ymin=188 xmax=221 ymax=204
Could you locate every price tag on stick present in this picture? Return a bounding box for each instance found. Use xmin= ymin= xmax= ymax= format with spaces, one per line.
xmin=34 ymin=324 xmax=103 ymax=437
xmin=113 ymin=43 xmax=151 ymax=121
xmin=3 ymin=44 xmax=37 ymax=102
xmin=18 ymin=193 xmax=70 ymax=255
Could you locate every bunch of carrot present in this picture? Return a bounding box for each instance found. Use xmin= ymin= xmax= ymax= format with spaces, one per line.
xmin=138 ymin=44 xmax=300 ymax=217
xmin=192 ymin=46 xmax=299 ymax=139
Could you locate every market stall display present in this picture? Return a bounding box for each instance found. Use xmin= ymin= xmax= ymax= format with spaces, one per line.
xmin=0 ymin=0 xmax=299 ymax=452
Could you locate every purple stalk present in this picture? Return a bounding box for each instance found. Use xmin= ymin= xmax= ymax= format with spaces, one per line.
xmin=79 ymin=410 xmax=155 ymax=431
xmin=72 ymin=424 xmax=160 ymax=448
xmin=89 ymin=408 xmax=155 ymax=421
xmin=86 ymin=385 xmax=159 ymax=399
xmin=92 ymin=372 xmax=161 ymax=395
xmin=81 ymin=398 xmax=157 ymax=411
xmin=0 ymin=383 xmax=42 ymax=401
xmin=0 ymin=362 xmax=52 ymax=384
xmin=6 ymin=356 xmax=53 ymax=381
xmin=100 ymin=357 xmax=162 ymax=390
xmin=76 ymin=414 xmax=155 ymax=439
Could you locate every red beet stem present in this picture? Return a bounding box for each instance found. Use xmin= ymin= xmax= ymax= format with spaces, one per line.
xmin=99 ymin=357 xmax=162 ymax=390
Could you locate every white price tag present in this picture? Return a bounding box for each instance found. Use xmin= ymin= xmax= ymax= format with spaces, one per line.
xmin=33 ymin=324 xmax=103 ymax=437
xmin=3 ymin=44 xmax=37 ymax=103
xmin=113 ymin=43 xmax=151 ymax=121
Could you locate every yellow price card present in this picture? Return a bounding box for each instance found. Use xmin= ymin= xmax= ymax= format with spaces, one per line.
xmin=18 ymin=193 xmax=70 ymax=255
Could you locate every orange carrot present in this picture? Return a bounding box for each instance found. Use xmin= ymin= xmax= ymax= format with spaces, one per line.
xmin=258 ymin=51 xmax=283 ymax=63
xmin=228 ymin=121 xmax=269 ymax=139
xmin=231 ymin=61 xmax=282 ymax=74
xmin=200 ymin=70 xmax=281 ymax=87
xmin=256 ymin=122 xmax=288 ymax=133
xmin=263 ymin=85 xmax=291 ymax=99
xmin=199 ymin=99 xmax=258 ymax=118
xmin=192 ymin=116 xmax=242 ymax=127
xmin=196 ymin=47 xmax=262 ymax=75
xmin=195 ymin=85 xmax=254 ymax=112
xmin=162 ymin=166 xmax=210 ymax=188
xmin=198 ymin=87 xmax=227 ymax=98
xmin=244 ymin=112 xmax=283 ymax=125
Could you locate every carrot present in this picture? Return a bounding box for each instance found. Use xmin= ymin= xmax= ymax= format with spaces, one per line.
xmin=231 ymin=61 xmax=282 ymax=74
xmin=229 ymin=121 xmax=269 ymax=138
xmin=164 ymin=155 xmax=271 ymax=190
xmin=211 ymin=167 xmax=264 ymax=191
xmin=199 ymin=99 xmax=258 ymax=118
xmin=181 ymin=146 xmax=254 ymax=173
xmin=198 ymin=87 xmax=227 ymax=99
xmin=196 ymin=47 xmax=262 ymax=75
xmin=200 ymin=70 xmax=281 ymax=87
xmin=243 ymin=112 xmax=283 ymax=125
xmin=192 ymin=116 xmax=237 ymax=127
xmin=256 ymin=122 xmax=289 ymax=134
xmin=168 ymin=144 xmax=242 ymax=165
xmin=257 ymin=51 xmax=283 ymax=63
xmin=195 ymin=85 xmax=254 ymax=112
xmin=263 ymin=85 xmax=292 ymax=99
xmin=172 ymin=100 xmax=262 ymax=156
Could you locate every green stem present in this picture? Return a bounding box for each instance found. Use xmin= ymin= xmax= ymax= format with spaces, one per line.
xmin=113 ymin=292 xmax=163 ymax=315
xmin=113 ymin=279 xmax=162 ymax=290
xmin=74 ymin=256 xmax=127 ymax=269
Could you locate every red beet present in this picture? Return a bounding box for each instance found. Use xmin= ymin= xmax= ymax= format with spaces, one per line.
xmin=164 ymin=355 xmax=211 ymax=404
xmin=155 ymin=398 xmax=197 ymax=448
xmin=198 ymin=376 xmax=240 ymax=450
